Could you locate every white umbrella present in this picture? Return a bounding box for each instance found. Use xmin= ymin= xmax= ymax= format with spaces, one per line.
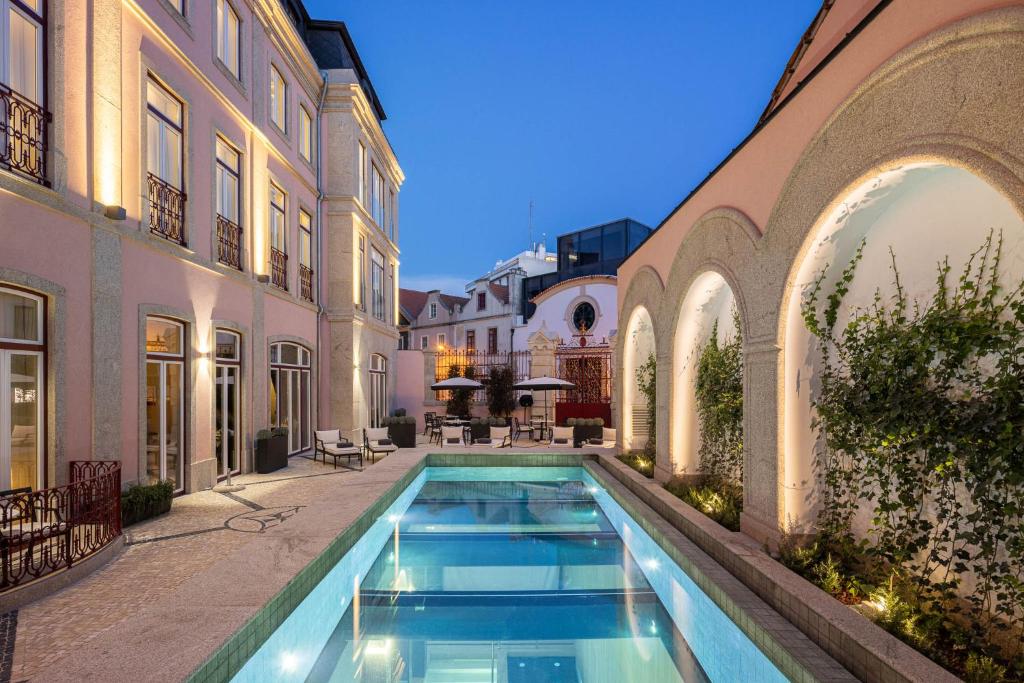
xmin=513 ymin=376 xmax=575 ymax=428
xmin=430 ymin=377 xmax=484 ymax=390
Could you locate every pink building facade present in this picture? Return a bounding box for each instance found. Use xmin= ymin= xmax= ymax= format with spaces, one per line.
xmin=0 ymin=0 xmax=402 ymax=494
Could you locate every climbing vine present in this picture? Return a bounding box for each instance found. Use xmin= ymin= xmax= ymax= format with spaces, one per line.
xmin=635 ymin=353 xmax=657 ymax=458
xmin=803 ymin=231 xmax=1024 ymax=675
xmin=694 ymin=310 xmax=744 ymax=486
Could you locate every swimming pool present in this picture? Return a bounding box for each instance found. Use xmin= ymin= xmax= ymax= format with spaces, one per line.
xmin=230 ymin=467 xmax=787 ymax=682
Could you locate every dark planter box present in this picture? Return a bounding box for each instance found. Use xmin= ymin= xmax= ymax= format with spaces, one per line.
xmin=469 ymin=423 xmax=490 ymax=441
xmin=121 ymin=496 xmax=172 ymax=527
xmin=387 ymin=422 xmax=416 ymax=448
xmin=255 ymin=433 xmax=288 ymax=473
xmin=574 ymin=424 xmax=603 ymax=447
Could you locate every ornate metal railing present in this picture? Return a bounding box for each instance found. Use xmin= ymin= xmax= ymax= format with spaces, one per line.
xmin=148 ymin=172 xmax=187 ymax=245
xmin=299 ymin=264 xmax=314 ymax=302
xmin=434 ymin=349 xmax=531 ymax=402
xmin=270 ymin=247 xmax=288 ymax=290
xmin=0 ymin=82 xmax=51 ymax=186
xmin=216 ymin=214 xmax=243 ymax=270
xmin=1 ymin=461 xmax=122 ymax=592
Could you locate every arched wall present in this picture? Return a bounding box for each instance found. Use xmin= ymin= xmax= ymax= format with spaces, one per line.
xmin=615 ymin=7 xmax=1024 ymax=542
xmin=621 ymin=305 xmax=656 ymax=452
xmin=615 ymin=266 xmax=664 ymax=453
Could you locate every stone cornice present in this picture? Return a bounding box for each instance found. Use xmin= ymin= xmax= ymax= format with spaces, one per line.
xmin=324 ymin=81 xmax=404 ymax=185
xmin=250 ymin=0 xmax=325 ymax=102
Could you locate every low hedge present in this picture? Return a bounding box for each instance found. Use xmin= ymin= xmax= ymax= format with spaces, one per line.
xmin=121 ymin=480 xmax=174 ymax=527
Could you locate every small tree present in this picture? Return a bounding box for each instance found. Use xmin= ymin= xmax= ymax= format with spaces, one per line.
xmin=635 ymin=353 xmax=657 ymax=457
xmin=446 ymin=364 xmax=476 ymax=416
xmin=486 ymin=365 xmax=516 ymax=417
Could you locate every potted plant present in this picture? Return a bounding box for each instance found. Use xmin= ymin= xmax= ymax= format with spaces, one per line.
xmin=121 ymin=480 xmax=174 ymax=527
xmin=384 ymin=414 xmax=416 ymax=448
xmin=469 ymin=416 xmax=506 ymax=442
xmin=571 ymin=417 xmax=604 ymax=446
xmin=255 ymin=427 xmax=288 ymax=473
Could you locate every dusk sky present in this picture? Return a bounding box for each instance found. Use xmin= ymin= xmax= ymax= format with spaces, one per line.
xmin=305 ymin=0 xmax=821 ymax=294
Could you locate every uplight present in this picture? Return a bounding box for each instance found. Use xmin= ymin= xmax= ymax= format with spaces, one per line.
xmin=280 ymin=651 xmax=300 ymax=673
xmin=643 ymin=558 xmax=660 ymax=571
xmin=365 ymin=639 xmax=393 ymax=656
xmin=387 ymin=514 xmax=402 ymax=523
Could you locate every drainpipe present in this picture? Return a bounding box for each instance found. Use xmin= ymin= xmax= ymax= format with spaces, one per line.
xmin=314 ymin=71 xmax=328 ymax=430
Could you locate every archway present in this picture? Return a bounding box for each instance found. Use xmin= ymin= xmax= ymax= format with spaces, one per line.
xmin=782 ymin=162 xmax=1024 ymax=531
xmin=670 ymin=272 xmax=738 ymax=477
xmin=621 ymin=305 xmax=656 ymax=452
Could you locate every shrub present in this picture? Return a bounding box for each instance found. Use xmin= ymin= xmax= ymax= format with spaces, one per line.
xmin=121 ymin=481 xmax=174 ymax=527
xmin=635 ymin=353 xmax=657 ymax=458
xmin=617 ymin=453 xmax=655 ymax=478
xmin=391 ymin=408 xmax=407 ymax=417
xmin=664 ymin=478 xmax=742 ymax=531
xmin=486 ymin=365 xmax=516 ymax=417
xmin=445 ymin=364 xmax=476 ymax=417
xmin=256 ymin=428 xmax=273 ymax=440
xmin=271 ymin=427 xmax=288 ymax=438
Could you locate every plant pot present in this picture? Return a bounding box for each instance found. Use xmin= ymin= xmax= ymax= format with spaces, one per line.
xmin=387 ymin=422 xmax=416 ymax=448
xmin=255 ymin=433 xmax=288 ymax=473
xmin=573 ymin=424 xmax=603 ymax=447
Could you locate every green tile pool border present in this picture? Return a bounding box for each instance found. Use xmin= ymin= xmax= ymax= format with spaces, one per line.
xmin=187 ymin=452 xmax=849 ymax=683
xmin=584 ymin=461 xmax=854 ymax=683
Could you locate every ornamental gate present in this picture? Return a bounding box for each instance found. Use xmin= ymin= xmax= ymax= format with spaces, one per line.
xmin=555 ymin=334 xmax=614 ymax=426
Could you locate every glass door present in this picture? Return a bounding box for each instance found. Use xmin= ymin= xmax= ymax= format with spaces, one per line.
xmin=146 ymin=318 xmax=185 ymax=492
xmin=2 ymin=350 xmax=42 ymax=491
xmin=270 ymin=342 xmax=311 ymax=455
xmin=215 ymin=330 xmax=241 ymax=479
xmin=368 ymin=354 xmax=386 ymax=428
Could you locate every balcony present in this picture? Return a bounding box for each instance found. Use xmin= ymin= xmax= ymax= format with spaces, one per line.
xmin=299 ymin=264 xmax=314 ymax=302
xmin=0 ymin=82 xmax=51 ymax=186
xmin=148 ymin=173 xmax=187 ymax=245
xmin=216 ymin=215 xmax=243 ymax=270
xmin=270 ymin=247 xmax=288 ymax=290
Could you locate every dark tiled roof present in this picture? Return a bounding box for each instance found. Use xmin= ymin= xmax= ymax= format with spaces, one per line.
xmin=488 ymin=283 xmax=510 ymax=304
xmin=399 ymin=288 xmax=468 ymax=319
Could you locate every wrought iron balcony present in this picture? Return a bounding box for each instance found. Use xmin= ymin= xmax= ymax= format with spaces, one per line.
xmin=147 ymin=172 xmax=187 ymax=245
xmin=299 ymin=264 xmax=314 ymax=302
xmin=0 ymin=82 xmax=51 ymax=186
xmin=216 ymin=214 xmax=243 ymax=270
xmin=270 ymin=247 xmax=288 ymax=290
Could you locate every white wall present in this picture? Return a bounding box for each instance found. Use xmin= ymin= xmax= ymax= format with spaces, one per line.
xmin=516 ymin=280 xmax=618 ymax=351
xmin=623 ymin=306 xmax=656 ymax=451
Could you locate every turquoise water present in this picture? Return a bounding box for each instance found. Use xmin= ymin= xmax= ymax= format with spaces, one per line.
xmin=231 ymin=467 xmax=786 ymax=682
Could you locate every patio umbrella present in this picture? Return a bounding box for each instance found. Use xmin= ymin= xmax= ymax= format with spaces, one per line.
xmin=430 ymin=377 xmax=484 ymax=391
xmin=512 ymin=376 xmax=575 ymax=427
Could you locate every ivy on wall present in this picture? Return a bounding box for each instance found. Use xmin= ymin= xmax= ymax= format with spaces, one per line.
xmin=802 ymin=231 xmax=1024 ymax=676
xmin=635 ymin=353 xmax=657 ymax=458
xmin=694 ymin=310 xmax=744 ymax=486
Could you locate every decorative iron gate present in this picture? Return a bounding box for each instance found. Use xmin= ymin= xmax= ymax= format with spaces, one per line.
xmin=434 ymin=350 xmax=531 ymax=402
xmin=555 ymin=335 xmax=614 ymax=425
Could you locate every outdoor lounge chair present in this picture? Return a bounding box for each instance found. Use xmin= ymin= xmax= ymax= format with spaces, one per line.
xmin=440 ymin=425 xmax=465 ymax=447
xmin=314 ymin=429 xmax=363 ymax=469
xmin=600 ymin=427 xmax=617 ymax=448
xmin=470 ymin=425 xmax=512 ymax=448
xmin=511 ymin=416 xmax=536 ymax=443
xmin=363 ymin=427 xmax=398 ymax=463
xmin=549 ymin=426 xmax=574 ymax=446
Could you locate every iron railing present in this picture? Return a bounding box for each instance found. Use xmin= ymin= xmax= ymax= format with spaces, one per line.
xmin=434 ymin=349 xmax=531 ymax=402
xmin=270 ymin=247 xmax=288 ymax=290
xmin=148 ymin=172 xmax=187 ymax=245
xmin=0 ymin=82 xmax=51 ymax=186
xmin=216 ymin=214 xmax=243 ymax=270
xmin=1 ymin=461 xmax=122 ymax=592
xmin=299 ymin=264 xmax=314 ymax=302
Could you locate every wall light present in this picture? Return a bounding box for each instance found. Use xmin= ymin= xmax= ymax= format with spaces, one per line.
xmin=104 ymin=205 xmax=126 ymax=220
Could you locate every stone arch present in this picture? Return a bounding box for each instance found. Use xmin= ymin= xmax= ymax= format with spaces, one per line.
xmin=615 ymin=266 xmax=664 ymax=454
xmin=758 ymin=7 xmax=1024 ymax=535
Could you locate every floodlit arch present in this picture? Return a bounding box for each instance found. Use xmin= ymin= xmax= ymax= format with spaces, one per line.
xmin=782 ymin=162 xmax=1024 ymax=531
xmin=621 ymin=305 xmax=656 ymax=452
xmin=670 ymin=271 xmax=738 ymax=477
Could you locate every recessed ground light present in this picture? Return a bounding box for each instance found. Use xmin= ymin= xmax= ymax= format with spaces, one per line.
xmin=643 ymin=558 xmax=660 ymax=571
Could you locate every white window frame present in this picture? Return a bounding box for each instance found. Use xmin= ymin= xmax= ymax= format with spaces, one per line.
xmin=371 ymin=248 xmax=385 ymax=320
xmin=429 ymin=302 xmax=437 ymax=319
xmin=420 ymin=335 xmax=428 ymax=350
xmin=146 ymin=78 xmax=184 ymax=189
xmin=1 ymin=0 xmax=44 ymax=106
xmin=437 ymin=333 xmax=446 ymax=348
xmin=270 ymin=65 xmax=287 ymax=131
xmin=269 ymin=182 xmax=286 ymax=253
xmin=215 ymin=136 xmax=240 ymax=224
xmin=216 ymin=0 xmax=241 ymax=79
xmin=298 ymin=105 xmax=312 ymax=162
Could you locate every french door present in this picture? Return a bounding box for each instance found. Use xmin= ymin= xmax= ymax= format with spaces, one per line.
xmin=368 ymin=354 xmax=386 ymax=428
xmin=269 ymin=342 xmax=311 ymax=454
xmin=1 ymin=349 xmax=42 ymax=491
xmin=146 ymin=359 xmax=184 ymax=491
xmin=215 ymin=364 xmax=239 ymax=478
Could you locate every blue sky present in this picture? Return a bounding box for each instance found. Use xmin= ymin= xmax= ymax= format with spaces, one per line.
xmin=304 ymin=0 xmax=821 ymax=294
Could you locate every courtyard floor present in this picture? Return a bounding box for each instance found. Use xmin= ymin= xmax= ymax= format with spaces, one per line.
xmin=3 ymin=438 xmax=581 ymax=682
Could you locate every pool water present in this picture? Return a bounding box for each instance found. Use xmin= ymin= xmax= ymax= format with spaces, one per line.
xmin=232 ymin=468 xmax=787 ymax=682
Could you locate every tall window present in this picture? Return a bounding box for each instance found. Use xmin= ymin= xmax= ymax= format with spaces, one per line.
xmin=214 ymin=330 xmax=240 ymax=479
xmin=0 ymin=285 xmax=44 ymax=491
xmin=487 ymin=327 xmax=498 ymax=354
xmin=298 ymin=209 xmax=313 ymax=302
xmin=466 ymin=329 xmax=475 ymax=353
xmin=269 ymin=183 xmax=287 ymax=289
xmin=215 ymin=138 xmax=242 ymax=269
xmin=388 ymin=189 xmax=396 ymax=241
xmin=1 ymin=0 xmax=45 ymax=183
xmin=368 ymin=354 xmax=387 ymax=428
xmin=477 ymin=292 xmax=486 ymax=311
xmin=270 ymin=65 xmax=286 ymax=131
xmin=357 ymin=236 xmax=366 ymax=310
xmin=298 ymin=106 xmax=312 ymax=162
xmin=429 ymin=302 xmax=437 ymax=319
xmin=269 ymin=342 xmax=311 ymax=454
xmin=358 ymin=141 xmax=366 ymax=205
xmin=437 ymin=333 xmax=445 ymax=349
xmin=387 ymin=262 xmax=395 ymax=325
xmin=420 ymin=336 xmax=428 ymax=350
xmin=371 ymin=248 xmax=384 ymax=320
xmin=146 ymin=317 xmax=185 ymax=492
xmin=370 ymin=164 xmax=385 ymax=226
xmin=216 ymin=0 xmax=240 ymax=79
xmin=147 ymin=78 xmax=185 ymax=244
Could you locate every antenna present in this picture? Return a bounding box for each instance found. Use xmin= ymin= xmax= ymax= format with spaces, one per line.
xmin=528 ymin=200 xmax=534 ymax=251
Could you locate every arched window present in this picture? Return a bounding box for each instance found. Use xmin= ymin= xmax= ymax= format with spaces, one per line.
xmin=270 ymin=342 xmax=311 ymax=454
xmin=1 ymin=285 xmax=44 ymax=490
xmin=368 ymin=354 xmax=387 ymax=428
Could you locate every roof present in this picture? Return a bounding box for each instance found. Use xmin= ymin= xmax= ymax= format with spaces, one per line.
xmin=399 ymin=288 xmax=469 ymax=319
xmin=530 ymin=274 xmax=617 ymax=307
xmin=759 ymin=1 xmax=837 ymax=122
xmin=488 ymin=283 xmax=510 ymax=304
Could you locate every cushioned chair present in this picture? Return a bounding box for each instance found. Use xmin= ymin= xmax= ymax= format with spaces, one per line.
xmin=363 ymin=427 xmax=398 ymax=463
xmin=314 ymin=429 xmax=363 ymax=469
xmin=549 ymin=426 xmax=574 ymax=446
xmin=600 ymin=427 xmax=617 ymax=449
xmin=511 ymin=416 xmax=535 ymax=443
xmin=440 ymin=425 xmax=464 ymax=447
xmin=490 ymin=426 xmax=512 ymax=448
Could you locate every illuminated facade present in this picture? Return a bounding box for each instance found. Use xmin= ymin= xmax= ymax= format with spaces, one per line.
xmin=0 ymin=0 xmax=402 ymax=492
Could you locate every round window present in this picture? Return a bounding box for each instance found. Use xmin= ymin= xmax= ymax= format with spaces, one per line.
xmin=572 ymin=302 xmax=596 ymax=333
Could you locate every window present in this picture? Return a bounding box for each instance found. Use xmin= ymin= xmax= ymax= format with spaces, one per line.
xmin=168 ymin=0 xmax=184 ymax=15
xmin=270 ymin=65 xmax=286 ymax=131
xmin=371 ymin=248 xmax=385 ymax=320
xmin=437 ymin=333 xmax=445 ymax=349
xmin=477 ymin=292 xmax=486 ymax=311
xmin=429 ymin=302 xmax=437 ymax=319
xmin=147 ymin=79 xmax=183 ymax=189
xmin=216 ymin=0 xmax=240 ymax=79
xmin=388 ymin=189 xmax=396 ymax=241
xmin=573 ymin=301 xmax=596 ymax=333
xmin=269 ymin=183 xmax=287 ymax=289
xmin=420 ymin=336 xmax=428 ymax=350
xmin=487 ymin=327 xmax=498 ymax=354
xmin=358 ymin=236 xmax=366 ymax=310
xmin=298 ymin=210 xmax=313 ymax=302
xmin=466 ymin=329 xmax=475 ymax=352
xmin=215 ymin=138 xmax=239 ymax=223
xmin=0 ymin=286 xmax=44 ymax=491
xmin=370 ymin=164 xmax=385 ymax=227
xmin=298 ymin=106 xmax=312 ymax=162
xmin=1 ymin=0 xmax=45 ymax=183
xmin=358 ymin=141 xmax=366 ymax=205
xmin=368 ymin=354 xmax=387 ymax=428
xmin=269 ymin=342 xmax=311 ymax=454
xmin=145 ymin=317 xmax=185 ymax=492
xmin=387 ymin=262 xmax=395 ymax=325
xmin=214 ymin=329 xmax=240 ymax=479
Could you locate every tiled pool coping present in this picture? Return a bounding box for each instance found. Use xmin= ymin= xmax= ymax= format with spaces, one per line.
xmin=187 ymin=452 xmax=852 ymax=682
